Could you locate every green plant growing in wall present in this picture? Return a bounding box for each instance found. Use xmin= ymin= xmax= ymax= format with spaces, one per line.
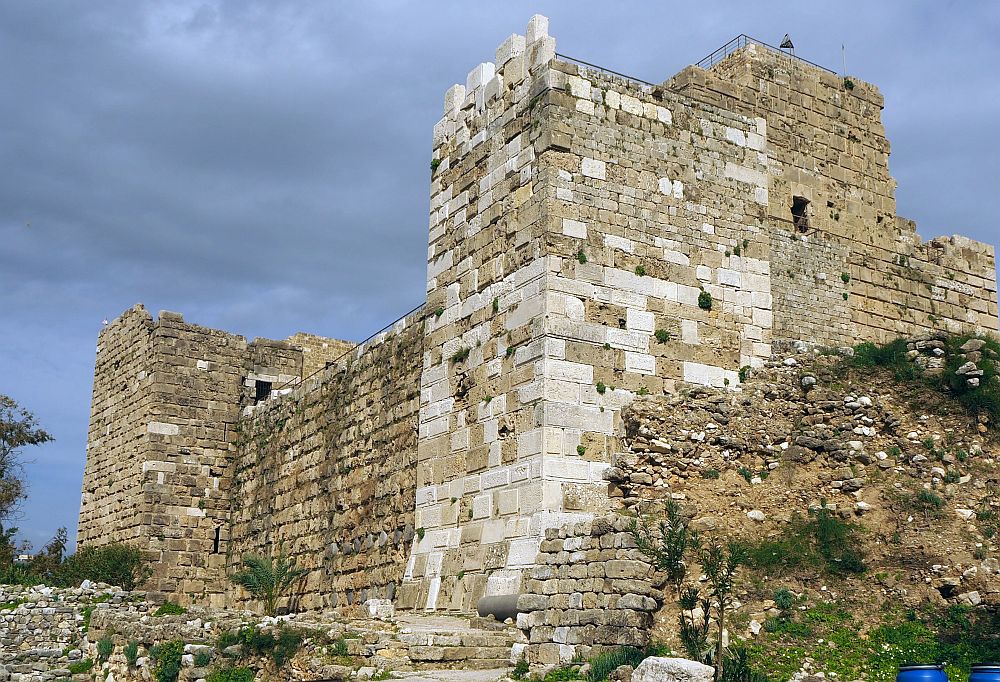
xmin=635 ymin=265 xmax=647 ymax=277
xmin=655 ymin=329 xmax=670 ymax=343
xmin=229 ymin=550 xmax=308 ymax=617
xmin=450 ymin=347 xmax=470 ymax=364
xmin=629 ymin=499 xmax=698 ymax=597
xmin=596 ymin=382 xmax=607 ymax=395
xmin=430 ymin=158 xmax=441 ymax=173
xmin=739 ymin=366 xmax=752 ymax=383
xmin=492 ymin=297 xmax=499 ymax=313
xmin=698 ymin=291 xmax=713 ymax=310
xmin=576 ymin=250 xmax=587 ymax=264
xmin=843 ymin=292 xmax=849 ymax=300
xmin=150 ymin=640 xmax=184 ymax=682
xmin=841 ymin=272 xmax=851 ymax=283
xmin=416 ymin=527 xmax=426 ymax=541
xmin=125 ymin=641 xmax=140 ymax=667
xmin=154 ymin=601 xmax=186 ymax=617
xmin=97 ymin=636 xmax=114 ymax=662
xmin=637 ymin=386 xmax=651 ymax=395
xmin=843 ymin=77 xmax=855 ymax=90
xmin=434 ymin=307 xmax=444 ymax=318
xmin=577 ymin=445 xmax=586 ymax=456
xmin=733 ymin=245 xmax=741 ymax=257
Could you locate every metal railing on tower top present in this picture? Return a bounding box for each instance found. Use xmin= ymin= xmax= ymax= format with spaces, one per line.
xmin=695 ymin=34 xmax=836 ymax=74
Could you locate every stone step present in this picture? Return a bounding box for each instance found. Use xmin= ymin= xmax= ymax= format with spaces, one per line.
xmin=408 ymin=645 xmax=511 ymax=662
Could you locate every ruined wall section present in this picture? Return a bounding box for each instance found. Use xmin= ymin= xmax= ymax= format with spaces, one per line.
xmin=228 ymin=310 xmax=424 ymax=612
xmin=667 ymin=46 xmax=998 ymax=344
xmin=79 ymin=305 xmax=157 ymax=549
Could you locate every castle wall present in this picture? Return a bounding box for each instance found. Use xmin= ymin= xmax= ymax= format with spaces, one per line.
xmin=79 ymin=305 xmax=157 ymax=549
xmin=667 ymin=45 xmax=998 ymax=345
xmin=227 ymin=310 xmax=424 ymax=611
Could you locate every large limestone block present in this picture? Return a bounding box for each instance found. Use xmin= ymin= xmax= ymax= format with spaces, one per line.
xmin=633 ymin=657 xmax=715 ymax=682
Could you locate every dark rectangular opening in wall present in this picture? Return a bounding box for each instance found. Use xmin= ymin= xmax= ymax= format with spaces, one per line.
xmin=212 ymin=526 xmax=221 ymax=554
xmin=254 ymin=380 xmax=272 ymax=403
xmin=792 ymin=196 xmax=810 ymax=232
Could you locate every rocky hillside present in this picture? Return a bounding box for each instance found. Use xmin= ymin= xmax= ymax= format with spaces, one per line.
xmin=608 ymin=333 xmax=1000 ymax=680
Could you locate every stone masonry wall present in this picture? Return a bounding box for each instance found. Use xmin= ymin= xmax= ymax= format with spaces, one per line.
xmin=79 ymin=305 xmax=157 ymax=549
xmin=516 ymin=515 xmax=664 ymax=666
xmin=79 ymin=306 xmax=347 ymax=607
xmin=228 ymin=309 xmax=424 ymax=611
xmin=667 ymin=45 xmax=998 ymax=345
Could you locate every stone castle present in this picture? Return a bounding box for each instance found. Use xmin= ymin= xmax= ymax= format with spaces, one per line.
xmin=78 ymin=16 xmax=998 ymax=614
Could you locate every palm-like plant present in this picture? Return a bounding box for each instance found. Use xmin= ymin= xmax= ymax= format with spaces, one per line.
xmin=230 ymin=550 xmax=308 ymax=616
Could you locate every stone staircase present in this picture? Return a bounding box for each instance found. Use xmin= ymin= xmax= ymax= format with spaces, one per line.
xmin=350 ymin=613 xmax=522 ymax=673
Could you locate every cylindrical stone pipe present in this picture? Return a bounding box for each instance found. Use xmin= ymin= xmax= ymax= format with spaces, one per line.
xmin=476 ymin=594 xmax=522 ymax=621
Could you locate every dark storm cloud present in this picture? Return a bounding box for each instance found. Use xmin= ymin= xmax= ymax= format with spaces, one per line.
xmin=1 ymin=1 xmax=997 ymax=550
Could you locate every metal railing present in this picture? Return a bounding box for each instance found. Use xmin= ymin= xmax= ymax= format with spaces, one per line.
xmin=555 ymin=53 xmax=656 ymax=88
xmin=695 ymin=34 xmax=835 ymax=74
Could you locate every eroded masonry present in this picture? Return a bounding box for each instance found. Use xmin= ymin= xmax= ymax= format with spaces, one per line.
xmin=79 ymin=16 xmax=997 ymax=612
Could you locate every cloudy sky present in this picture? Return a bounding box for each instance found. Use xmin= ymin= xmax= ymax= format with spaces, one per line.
xmin=1 ymin=1 xmax=997 ymax=552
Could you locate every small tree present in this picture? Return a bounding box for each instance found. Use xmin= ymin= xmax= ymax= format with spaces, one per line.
xmin=230 ymin=550 xmax=307 ymax=616
xmin=678 ymin=586 xmax=714 ymax=663
xmin=700 ymin=541 xmax=748 ymax=681
xmin=0 ymin=394 xmax=53 ymax=522
xmin=629 ymin=499 xmax=699 ymax=598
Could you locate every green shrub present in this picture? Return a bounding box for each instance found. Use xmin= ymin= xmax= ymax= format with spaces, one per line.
xmin=773 ymin=587 xmax=794 ymax=611
xmin=743 ymin=508 xmax=865 ymax=576
xmin=150 ymin=639 xmax=184 ymax=682
xmin=229 ymin=551 xmax=307 ymax=617
xmin=330 ymin=636 xmax=349 ymax=657
xmin=449 ymin=347 xmax=470 ymax=364
xmin=576 ymin=250 xmax=587 ymax=264
xmin=54 ymin=543 xmax=152 ymax=590
xmin=206 ymin=667 xmax=255 ymax=682
xmin=235 ymin=626 xmax=304 ymax=667
xmin=634 ymin=265 xmax=646 ymax=277
xmin=596 ymin=381 xmax=606 ymax=395
xmin=721 ymin=644 xmax=767 ymax=682
xmin=698 ymin=291 xmax=713 ymax=310
xmin=701 ymin=468 xmax=720 ymax=480
xmin=512 ymin=656 xmax=530 ymax=680
xmin=68 ymin=659 xmax=94 ymax=675
xmin=429 ymin=158 xmax=441 ymax=173
xmin=194 ymin=649 xmax=213 ymax=667
xmin=125 ymin=640 xmax=140 ymax=667
xmin=739 ymin=365 xmax=751 ymax=383
xmin=97 ymin=635 xmax=114 ymax=662
xmin=587 ymin=645 xmax=664 ymax=680
xmin=654 ymin=329 xmax=670 ymax=343
xmin=154 ymin=601 xmax=187 ymax=617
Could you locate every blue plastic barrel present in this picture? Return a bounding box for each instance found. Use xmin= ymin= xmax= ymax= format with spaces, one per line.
xmin=897 ymin=664 xmax=947 ymax=682
xmin=970 ymin=663 xmax=1000 ymax=682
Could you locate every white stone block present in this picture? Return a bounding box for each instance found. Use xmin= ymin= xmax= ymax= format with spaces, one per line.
xmin=562 ymin=218 xmax=587 ymax=238
xmin=526 ymin=14 xmax=549 ymax=43
xmin=658 ymin=177 xmax=672 ymax=195
xmin=625 ymin=352 xmax=656 ymax=375
xmin=620 ymin=93 xmax=643 ymax=115
xmin=663 ymin=249 xmax=689 ymax=265
xmin=672 ymin=180 xmax=684 ymax=199
xmin=752 ymin=308 xmax=773 ymax=328
xmin=718 ymin=268 xmax=742 ymax=287
xmin=725 ymin=127 xmax=747 ymax=146
xmin=606 ymin=328 xmax=648 ymax=352
xmin=481 ymin=519 xmax=507 ymax=545
xmin=443 ymin=84 xmax=466 ymax=114
xmin=626 ymin=309 xmax=655 ymax=333
xmin=506 ymin=538 xmax=540 ymax=567
xmin=147 ymin=422 xmax=179 ymax=436
xmin=683 ymin=361 xmax=740 ymax=388
xmin=473 ymin=493 xmax=492 ymax=520
xmin=656 ymin=106 xmax=672 ymax=124
xmin=496 ymin=34 xmax=526 ymax=66
xmin=567 ymin=74 xmax=591 ymax=98
xmin=696 ymin=265 xmax=712 ymax=281
xmin=681 ymin=319 xmax=699 ymax=345
xmin=482 ymin=468 xmax=510 ymax=489
xmin=604 ymin=234 xmax=634 ymax=253
xmin=498 ymin=489 xmax=519 ymax=516
xmin=466 ymin=62 xmax=496 ymax=92
xmin=542 ymin=359 xmax=594 ymax=384
xmin=725 ymin=162 xmax=767 ymax=187
xmin=633 ymin=657 xmax=714 ymax=682
xmin=581 ymin=157 xmax=606 ymax=180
